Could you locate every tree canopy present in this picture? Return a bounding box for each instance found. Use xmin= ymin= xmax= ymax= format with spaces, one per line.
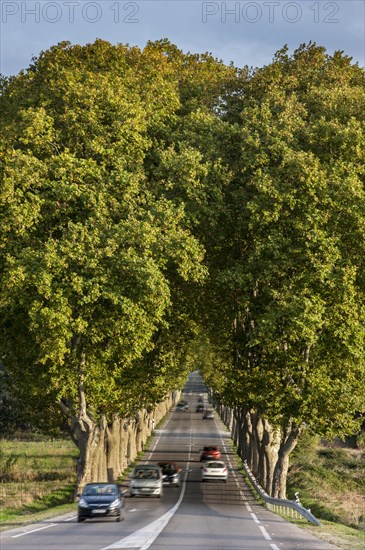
xmin=199 ymin=44 xmax=365 ymax=439
xmin=1 ymin=41 xmax=364 ymax=471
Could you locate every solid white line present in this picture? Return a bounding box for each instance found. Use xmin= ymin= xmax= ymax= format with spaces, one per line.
xmin=270 ymin=545 xmax=280 ymax=550
xmin=102 ymin=419 xmax=191 ymax=550
xmin=259 ymin=525 xmax=272 ymax=540
xmin=12 ymin=523 xmax=57 ymax=538
xmin=102 ymin=476 xmax=187 ymax=549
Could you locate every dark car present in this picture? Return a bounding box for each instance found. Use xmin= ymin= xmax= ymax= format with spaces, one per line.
xmin=196 ymin=404 xmax=205 ymax=413
xmin=202 ymin=409 xmax=215 ymax=420
xmin=158 ymin=462 xmax=182 ymax=487
xmin=77 ymin=482 xmax=125 ymax=522
xmin=200 ymin=446 xmax=222 ymax=461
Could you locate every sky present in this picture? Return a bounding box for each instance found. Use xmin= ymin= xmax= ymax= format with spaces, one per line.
xmin=0 ymin=0 xmax=364 ymax=76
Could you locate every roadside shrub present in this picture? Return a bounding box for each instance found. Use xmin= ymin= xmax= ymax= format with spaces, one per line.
xmin=356 ymin=431 xmax=365 ymax=450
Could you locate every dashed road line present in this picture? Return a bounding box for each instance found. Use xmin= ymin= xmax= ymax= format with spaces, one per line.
xmin=259 ymin=525 xmax=272 ymax=540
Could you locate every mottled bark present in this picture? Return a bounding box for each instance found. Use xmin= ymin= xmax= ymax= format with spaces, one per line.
xmin=262 ymin=419 xmax=280 ymax=495
xmin=272 ymin=423 xmax=302 ymax=498
xmin=59 ymin=387 xmax=179 ymax=496
xmin=253 ymin=414 xmax=266 ymax=489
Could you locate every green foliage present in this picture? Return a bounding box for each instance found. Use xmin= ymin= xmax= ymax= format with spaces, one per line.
xmin=199 ymin=43 xmax=365 ymax=438
xmin=1 ymin=39 xmax=364 ymax=454
xmin=0 ymin=39 xmax=235 ymax=428
xmin=356 ymin=432 xmax=365 ymax=450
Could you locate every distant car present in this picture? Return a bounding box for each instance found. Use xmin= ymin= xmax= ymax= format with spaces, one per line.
xmin=77 ymin=482 xmax=125 ymax=522
xmin=202 ymin=409 xmax=215 ymax=420
xmin=200 ymin=446 xmax=222 ymax=461
xmin=202 ymin=460 xmax=228 ymax=483
xmin=158 ymin=462 xmax=182 ymax=487
xmin=129 ymin=464 xmax=163 ymax=497
xmin=176 ymin=401 xmax=189 ymax=411
xmin=196 ymin=404 xmax=205 ymax=413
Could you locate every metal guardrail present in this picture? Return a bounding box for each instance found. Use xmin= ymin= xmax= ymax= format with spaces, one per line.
xmin=242 ymin=460 xmax=321 ymax=525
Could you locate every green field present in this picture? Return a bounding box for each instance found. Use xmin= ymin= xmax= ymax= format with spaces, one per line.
xmin=287 ymin=436 xmax=365 ymax=530
xmin=0 ymin=435 xmax=78 ymax=528
xmin=285 ymin=435 xmax=365 ymax=550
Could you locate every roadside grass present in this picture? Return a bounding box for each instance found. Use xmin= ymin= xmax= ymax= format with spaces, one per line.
xmin=0 ymin=435 xmax=78 ymax=530
xmin=284 ymin=517 xmax=365 ymax=550
xmin=287 ymin=435 xmax=365 ymax=531
xmin=0 ymin=486 xmax=77 ymax=531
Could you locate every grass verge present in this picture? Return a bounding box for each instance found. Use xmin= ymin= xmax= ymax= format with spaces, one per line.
xmin=0 ymin=485 xmax=77 ymax=532
xmin=283 ymin=517 xmax=365 ymax=550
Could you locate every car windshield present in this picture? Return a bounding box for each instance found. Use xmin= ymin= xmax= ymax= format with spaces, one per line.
xmin=84 ymin=484 xmax=117 ymax=495
xmin=134 ymin=468 xmax=159 ymax=479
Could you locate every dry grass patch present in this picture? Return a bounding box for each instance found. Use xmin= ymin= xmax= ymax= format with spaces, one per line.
xmin=288 ymin=436 xmax=365 ymax=531
xmin=0 ymin=436 xmax=78 ymax=515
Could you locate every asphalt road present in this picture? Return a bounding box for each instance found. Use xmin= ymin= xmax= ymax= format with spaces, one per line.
xmin=1 ymin=372 xmax=339 ymax=550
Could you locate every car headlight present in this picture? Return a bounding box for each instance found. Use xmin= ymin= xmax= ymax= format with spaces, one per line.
xmin=108 ymin=498 xmax=121 ymax=509
xmin=78 ymin=497 xmax=88 ymax=508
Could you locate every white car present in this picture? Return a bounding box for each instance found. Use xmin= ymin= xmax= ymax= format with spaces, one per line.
xmin=201 ymin=460 xmax=228 ymax=483
xmin=129 ymin=465 xmax=163 ymax=497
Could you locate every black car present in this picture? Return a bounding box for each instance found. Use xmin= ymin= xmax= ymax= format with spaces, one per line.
xmin=77 ymin=482 xmax=125 ymax=522
xmin=157 ymin=462 xmax=182 ymax=487
xmin=203 ymin=409 xmax=215 ymax=420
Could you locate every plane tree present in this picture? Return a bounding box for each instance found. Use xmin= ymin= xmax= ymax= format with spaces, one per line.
xmin=0 ymin=40 xmax=209 ymax=487
xmin=198 ymin=44 xmax=365 ymax=497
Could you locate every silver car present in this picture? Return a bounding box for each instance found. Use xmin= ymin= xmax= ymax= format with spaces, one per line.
xmin=129 ymin=465 xmax=163 ymax=497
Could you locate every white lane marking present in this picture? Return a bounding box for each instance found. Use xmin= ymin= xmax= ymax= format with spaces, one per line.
xmin=250 ymin=512 xmax=260 ymax=524
xmin=215 ymin=417 xmax=282 ymax=548
xmin=145 ymin=412 xmax=173 ymax=462
xmin=102 ymin=428 xmax=191 ymax=550
xmin=64 ymin=516 xmax=77 ymax=522
xmin=11 ymin=523 xmax=57 ymax=538
xmin=259 ymin=525 xmax=272 ymax=540
xmin=102 ymin=477 xmax=187 ymax=549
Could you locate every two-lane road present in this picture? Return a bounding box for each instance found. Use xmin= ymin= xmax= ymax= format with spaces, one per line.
xmin=1 ymin=372 xmax=339 ymax=550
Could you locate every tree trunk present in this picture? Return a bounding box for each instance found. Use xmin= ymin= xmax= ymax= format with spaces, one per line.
xmin=253 ymin=413 xmax=266 ymax=490
xmin=272 ymin=422 xmax=302 ymax=498
xmin=106 ymin=416 xmax=122 ymax=482
xmin=59 ymin=380 xmax=179 ymax=497
xmin=262 ymin=418 xmax=280 ymax=495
